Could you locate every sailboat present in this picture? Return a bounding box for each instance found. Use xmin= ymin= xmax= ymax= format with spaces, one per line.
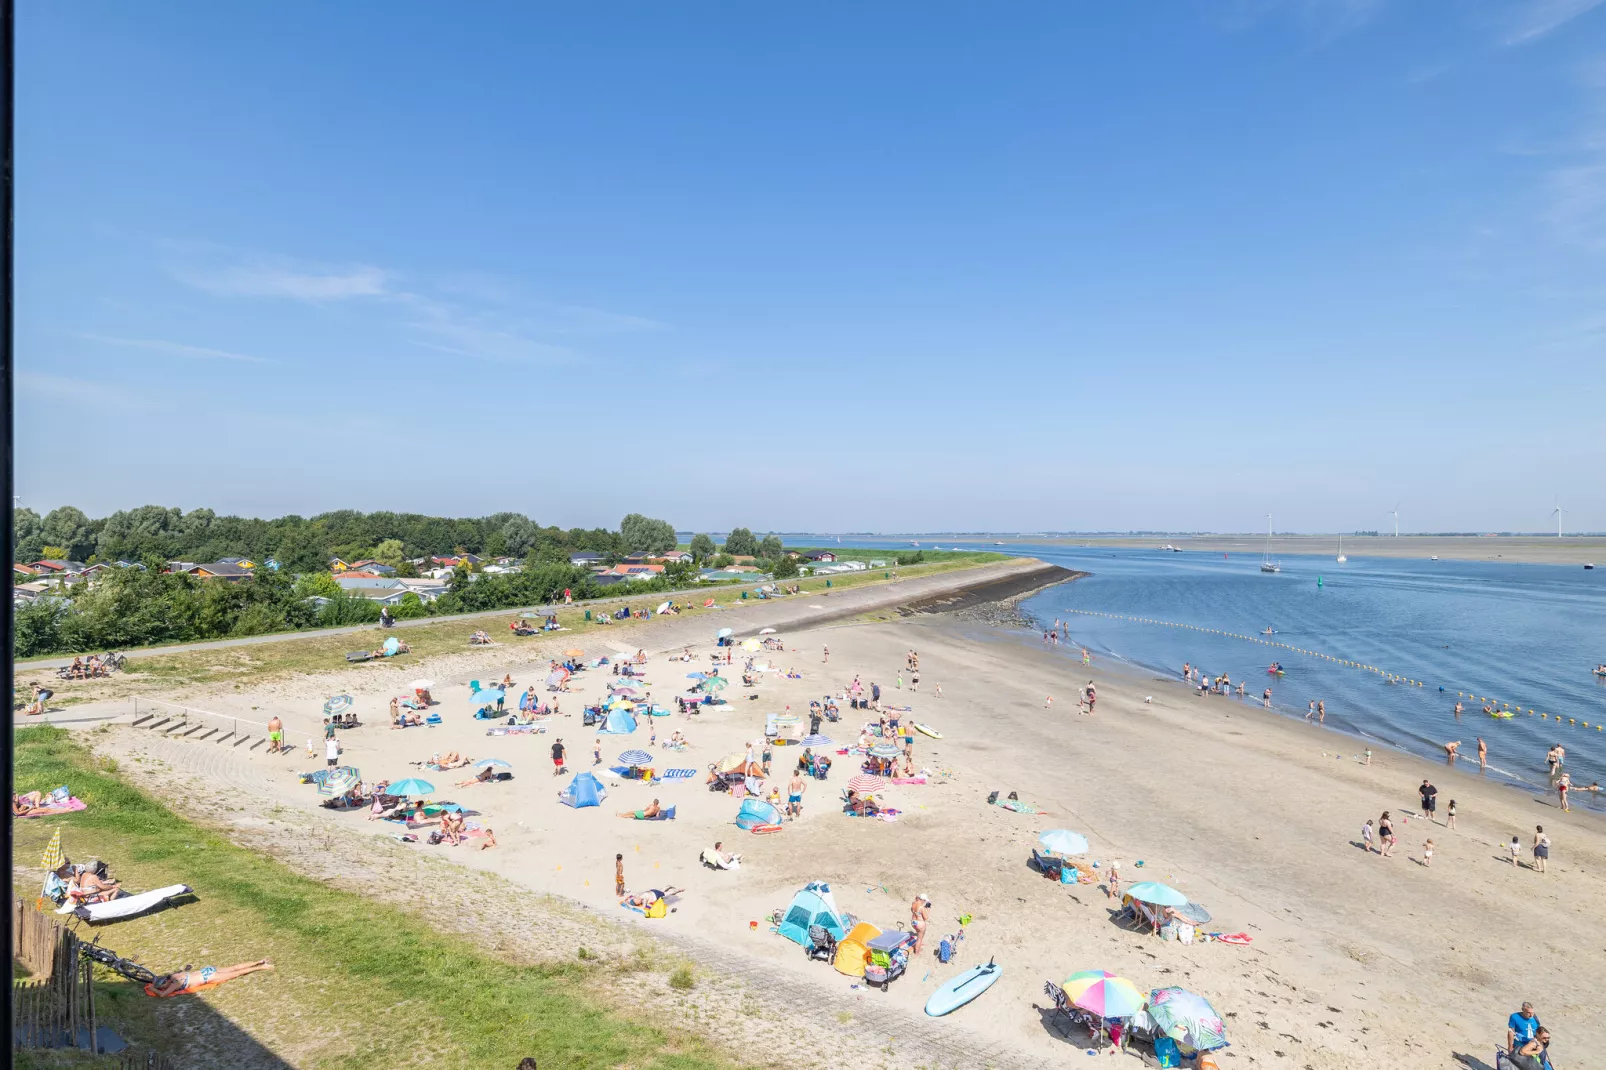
xmin=1260 ymin=515 xmax=1280 ymax=573
xmin=1336 ymin=535 xmax=1347 ymax=564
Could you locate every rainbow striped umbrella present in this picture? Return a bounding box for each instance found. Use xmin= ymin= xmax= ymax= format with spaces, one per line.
xmin=1063 ymin=972 xmax=1144 ymax=1018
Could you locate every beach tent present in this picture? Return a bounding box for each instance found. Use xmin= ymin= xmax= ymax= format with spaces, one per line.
xmin=834 ymin=921 xmax=883 ymax=977
xmin=735 ymin=798 xmax=782 ymax=830
xmin=776 ymin=881 xmax=849 ymax=947
xmin=559 ymin=772 xmax=608 ymax=808
xmin=599 ymin=707 xmax=638 ymax=734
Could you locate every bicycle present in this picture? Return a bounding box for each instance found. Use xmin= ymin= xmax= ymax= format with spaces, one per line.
xmin=80 ymin=936 xmax=158 ymax=984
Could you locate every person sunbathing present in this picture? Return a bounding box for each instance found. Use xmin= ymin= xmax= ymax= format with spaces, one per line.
xmin=12 ymin=790 xmax=46 ymax=815
xmin=415 ymin=687 xmax=435 ymax=705
xmin=706 ymin=842 xmax=741 ymax=869
xmin=456 ymin=766 xmax=496 ymax=787
xmin=67 ymin=869 xmax=123 ymax=902
xmin=618 ymin=799 xmax=663 ymax=819
xmin=470 ymin=630 xmax=492 ymax=645
xmin=845 ymin=791 xmax=881 ymax=817
xmin=500 ymin=674 xmax=514 ymax=689
xmin=146 ymin=960 xmax=274 ymax=998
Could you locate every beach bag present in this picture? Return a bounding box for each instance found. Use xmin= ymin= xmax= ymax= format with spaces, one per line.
xmin=987 ymin=790 xmax=999 ymax=804
xmin=937 ymin=938 xmax=954 ymax=964
xmin=1060 ymin=865 xmax=1078 ymax=885
xmin=1177 ymin=925 xmax=1194 ymax=945
xmin=1153 ymin=1036 xmax=1181 ymax=1068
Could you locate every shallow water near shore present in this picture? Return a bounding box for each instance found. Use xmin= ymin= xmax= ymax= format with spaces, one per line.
xmin=832 ymin=538 xmax=1606 ymax=792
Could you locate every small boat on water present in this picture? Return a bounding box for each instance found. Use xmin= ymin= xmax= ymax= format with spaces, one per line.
xmin=1430 ymin=555 xmax=1439 ymax=561
xmin=1336 ymin=535 xmax=1346 ymax=564
xmin=1586 ymin=563 xmax=1595 ymax=570
xmin=1260 ymin=515 xmax=1281 ymax=573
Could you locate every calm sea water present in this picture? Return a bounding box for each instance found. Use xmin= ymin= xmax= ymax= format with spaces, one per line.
xmin=822 ymin=537 xmax=1606 ymax=796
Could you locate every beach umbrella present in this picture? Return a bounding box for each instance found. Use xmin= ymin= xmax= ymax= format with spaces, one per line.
xmin=686 ymin=672 xmax=707 ymax=680
xmin=319 ymin=768 xmax=360 ymax=796
xmin=610 ymin=686 xmax=639 ymax=696
xmin=1037 ymin=830 xmax=1090 ymax=857
xmin=703 ymin=675 xmax=728 ymax=690
xmin=410 ymin=679 xmax=434 ymax=691
xmin=324 ymin=694 xmax=354 ymax=715
xmin=1147 ymin=987 xmax=1229 ymax=1052
xmin=716 ymin=627 xmax=734 ymax=639
xmin=474 ymin=758 xmax=511 ymax=769
xmin=1125 ymin=881 xmax=1188 ymax=907
xmin=39 ymin=829 xmax=64 ymax=871
xmin=564 ymin=648 xmax=584 ymax=658
xmin=846 ymin=773 xmax=887 ymax=793
xmin=703 ymin=598 xmax=715 ymax=608
xmin=656 ymin=602 xmax=671 ymax=614
xmin=1172 ymin=901 xmax=1212 ymax=925
xmin=387 ymin=777 xmax=435 ymax=798
xmin=545 ymin=672 xmax=568 ymax=688
xmin=740 ymin=638 xmax=762 ymax=651
xmin=1064 ymin=973 xmax=1144 ymax=1018
xmin=759 ymin=628 xmax=777 ymax=635
xmin=867 ymin=743 xmax=902 ymax=759
xmin=472 ymin=688 xmax=505 ymax=708
xmin=800 ymin=734 xmax=833 ymax=747
xmin=618 ymin=749 xmax=654 ymax=767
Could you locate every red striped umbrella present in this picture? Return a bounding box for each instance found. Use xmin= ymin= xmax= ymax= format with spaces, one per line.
xmin=846 ymin=774 xmax=887 ymax=793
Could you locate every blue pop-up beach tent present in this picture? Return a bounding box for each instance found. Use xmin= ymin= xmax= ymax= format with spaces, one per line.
xmin=559 ymin=771 xmax=607 ymax=809
xmin=598 ymin=707 xmax=637 ymax=734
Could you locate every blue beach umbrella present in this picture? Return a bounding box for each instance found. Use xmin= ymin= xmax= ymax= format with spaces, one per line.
xmin=686 ymin=672 xmax=707 ymax=680
xmin=1037 ymin=830 xmax=1090 ymax=857
xmin=387 ymin=778 xmax=435 ymax=797
xmin=1125 ymin=881 xmax=1188 ymax=907
xmin=716 ymin=627 xmax=734 ymax=639
xmin=472 ymin=688 xmax=505 ymax=708
xmin=800 ymin=734 xmax=833 ymax=747
xmin=618 ymin=750 xmax=654 ymax=767
xmin=474 ymin=758 xmax=511 ymax=769
xmin=323 ymin=695 xmax=354 ymax=715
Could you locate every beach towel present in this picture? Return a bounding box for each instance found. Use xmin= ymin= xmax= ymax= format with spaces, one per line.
xmin=485 ymin=726 xmax=544 ymax=736
xmin=891 ymin=776 xmax=927 ymax=786
xmin=20 ymin=797 xmax=87 ymax=817
xmin=67 ymin=884 xmax=193 ymax=923
xmin=1209 ymin=932 xmax=1253 ymax=945
xmin=661 ymin=769 xmax=697 ymax=780
xmin=992 ymin=799 xmax=1047 ymax=815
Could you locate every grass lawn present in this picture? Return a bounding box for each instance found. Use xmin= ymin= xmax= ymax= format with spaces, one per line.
xmin=11 ymin=726 xmax=749 ymax=1070
xmin=15 ymin=552 xmax=1013 ymax=696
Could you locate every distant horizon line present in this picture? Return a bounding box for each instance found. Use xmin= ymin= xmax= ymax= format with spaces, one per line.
xmin=684 ymin=531 xmax=1606 ymax=540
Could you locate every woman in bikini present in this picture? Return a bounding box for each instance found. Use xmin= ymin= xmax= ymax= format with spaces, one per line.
xmin=146 ymin=960 xmax=274 ymax=998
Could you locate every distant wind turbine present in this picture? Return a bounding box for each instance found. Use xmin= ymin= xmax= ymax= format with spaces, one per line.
xmin=1553 ymin=501 xmax=1565 ymax=538
xmin=1389 ymin=502 xmax=1400 ymax=537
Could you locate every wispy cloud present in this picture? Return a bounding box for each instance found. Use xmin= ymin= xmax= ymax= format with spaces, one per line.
xmin=169 ymin=248 xmax=662 ymax=364
xmin=78 ymin=333 xmax=275 ymax=364
xmin=1500 ymin=0 xmax=1604 ymax=45
xmin=175 ymin=258 xmax=389 ymax=301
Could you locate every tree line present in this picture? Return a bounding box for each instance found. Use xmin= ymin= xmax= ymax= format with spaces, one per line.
xmin=11 ymin=505 xmax=814 ymax=656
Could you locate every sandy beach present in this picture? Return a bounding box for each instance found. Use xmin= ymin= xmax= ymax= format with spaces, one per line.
xmin=63 ymin=565 xmax=1603 ymax=1069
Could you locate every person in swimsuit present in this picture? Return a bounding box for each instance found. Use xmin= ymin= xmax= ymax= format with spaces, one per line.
xmin=1446 ymin=799 xmax=1457 ymax=829
xmin=910 ymin=893 xmax=931 ymax=955
xmin=1556 ymin=773 xmax=1571 ymax=812
xmin=1378 ymin=812 xmax=1396 ymax=857
xmin=146 ymin=960 xmax=273 ymax=998
xmin=1532 ymin=826 xmax=1549 ymax=873
xmin=786 ymin=771 xmax=805 ymax=818
xmin=1477 ymin=737 xmax=1487 ymax=771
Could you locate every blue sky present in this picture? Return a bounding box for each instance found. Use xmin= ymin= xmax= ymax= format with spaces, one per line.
xmin=17 ymin=1 xmax=1606 ymax=533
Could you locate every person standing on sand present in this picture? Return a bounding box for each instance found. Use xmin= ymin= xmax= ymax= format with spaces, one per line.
xmin=1477 ymin=737 xmax=1487 ymax=771
xmin=1045 ymin=695 xmax=1053 ymax=710
xmin=1422 ymin=839 xmax=1434 ymax=867
xmin=1361 ymin=819 xmax=1376 ymax=853
xmin=935 ymin=683 xmax=942 ymax=699
xmin=1106 ymin=860 xmax=1121 ymax=900
xmin=593 ymin=739 xmax=602 ymax=766
xmin=1446 ymin=799 xmax=1457 ymax=828
xmin=1378 ymin=812 xmax=1396 ymax=856
xmin=822 ymin=645 xmax=829 ymax=664
xmin=551 ymin=738 xmax=566 ymax=776
xmin=267 ymin=715 xmax=283 ymax=754
xmin=910 ymin=893 xmax=931 ymax=954
xmin=1532 ymin=826 xmax=1549 ymax=873
xmin=615 ymin=853 xmax=625 ymax=896
xmin=1085 ymin=682 xmax=1096 ymax=714
xmin=1509 ymin=835 xmax=1522 ymax=866
xmin=787 ymin=770 xmax=805 ymax=818
xmin=1419 ymin=779 xmax=1438 ymax=821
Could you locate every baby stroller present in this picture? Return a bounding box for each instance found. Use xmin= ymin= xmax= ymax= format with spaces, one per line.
xmin=804 ymin=924 xmax=838 ymax=964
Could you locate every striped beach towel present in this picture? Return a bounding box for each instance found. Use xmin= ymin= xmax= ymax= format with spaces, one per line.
xmin=660 ymin=769 xmax=697 ymax=780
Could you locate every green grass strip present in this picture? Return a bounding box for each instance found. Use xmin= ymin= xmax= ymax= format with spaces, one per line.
xmin=12 ymin=726 xmax=745 ymax=1070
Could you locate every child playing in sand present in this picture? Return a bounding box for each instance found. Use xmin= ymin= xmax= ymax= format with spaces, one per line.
xmin=479 ymin=828 xmax=497 ymax=850
xmin=1422 ymin=839 xmax=1433 ymax=867
xmin=1509 ymin=835 xmax=1521 ymax=866
xmin=1446 ymin=800 xmax=1457 ymax=829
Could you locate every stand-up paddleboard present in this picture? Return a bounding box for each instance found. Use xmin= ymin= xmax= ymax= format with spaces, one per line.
xmin=914 ymin=723 xmax=942 ymax=739
xmin=924 ymin=958 xmax=1001 ymax=1016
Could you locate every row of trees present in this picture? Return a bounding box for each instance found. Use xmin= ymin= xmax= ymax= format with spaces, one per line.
xmin=12 ymin=506 xmax=680 ymax=571
xmin=14 ymin=552 xmax=707 ymax=658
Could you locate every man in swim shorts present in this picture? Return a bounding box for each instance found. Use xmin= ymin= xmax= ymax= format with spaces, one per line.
xmin=787 ymin=771 xmax=805 ymax=818
xmin=267 ymin=715 xmax=283 ymax=754
xmin=551 ymin=738 xmax=566 ymax=775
